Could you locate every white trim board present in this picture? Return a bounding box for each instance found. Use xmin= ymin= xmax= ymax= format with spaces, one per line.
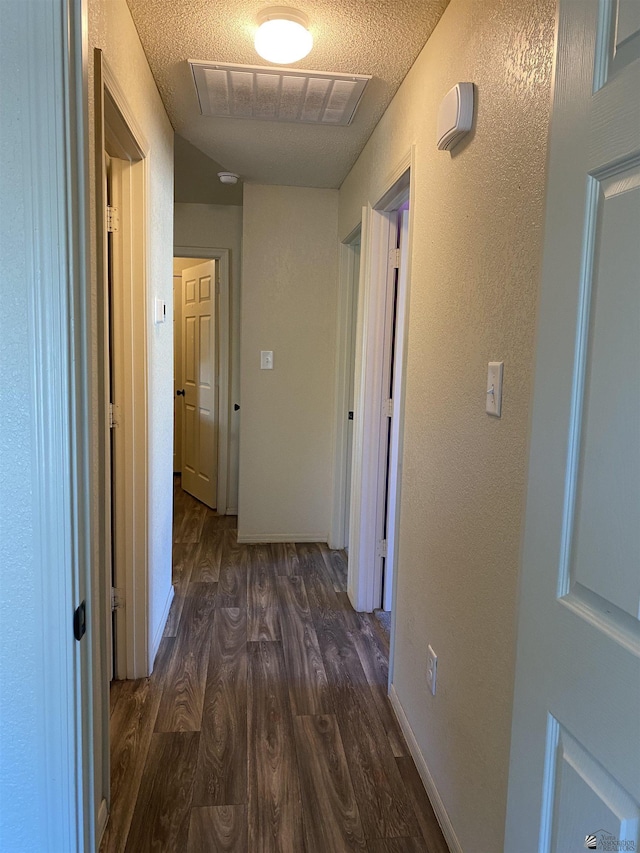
xmin=329 ymin=230 xmax=361 ymax=551
xmin=389 ymin=685 xmax=463 ymax=853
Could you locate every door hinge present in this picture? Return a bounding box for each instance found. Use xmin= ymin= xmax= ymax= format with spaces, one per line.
xmin=111 ymin=587 xmax=125 ymax=611
xmin=106 ymin=205 xmax=119 ymax=233
xmin=389 ymin=248 xmax=400 ymax=269
xmin=109 ymin=402 xmax=118 ymax=429
xmin=383 ymin=398 xmax=393 ymax=417
xmin=377 ymin=539 xmax=388 ymax=559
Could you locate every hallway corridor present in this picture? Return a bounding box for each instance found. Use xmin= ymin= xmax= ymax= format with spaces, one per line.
xmin=101 ymin=482 xmax=449 ymax=852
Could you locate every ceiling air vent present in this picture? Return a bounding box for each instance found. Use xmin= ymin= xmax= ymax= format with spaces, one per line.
xmin=189 ymin=60 xmax=371 ymax=126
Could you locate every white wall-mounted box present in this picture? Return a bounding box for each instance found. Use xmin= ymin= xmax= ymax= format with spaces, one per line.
xmin=437 ymin=83 xmax=474 ymax=151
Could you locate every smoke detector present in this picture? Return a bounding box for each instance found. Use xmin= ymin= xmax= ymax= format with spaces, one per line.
xmin=218 ymin=171 xmax=240 ymax=184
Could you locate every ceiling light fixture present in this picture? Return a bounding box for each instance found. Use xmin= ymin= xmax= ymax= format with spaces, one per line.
xmin=254 ymin=6 xmax=313 ymax=65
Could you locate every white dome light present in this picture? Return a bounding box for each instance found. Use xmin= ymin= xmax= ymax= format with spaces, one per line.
xmin=254 ymin=7 xmax=313 ymax=65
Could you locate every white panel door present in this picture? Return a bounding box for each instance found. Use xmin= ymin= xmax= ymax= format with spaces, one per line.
xmin=505 ymin=2 xmax=640 ymax=851
xmin=181 ymin=260 xmax=218 ymax=508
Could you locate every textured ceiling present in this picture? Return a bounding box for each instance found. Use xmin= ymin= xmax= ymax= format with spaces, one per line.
xmin=126 ymin=0 xmax=450 ymax=188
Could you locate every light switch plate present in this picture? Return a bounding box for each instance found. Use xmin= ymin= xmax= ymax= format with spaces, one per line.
xmin=260 ymin=350 xmax=273 ymax=370
xmin=486 ymin=361 xmax=503 ymax=416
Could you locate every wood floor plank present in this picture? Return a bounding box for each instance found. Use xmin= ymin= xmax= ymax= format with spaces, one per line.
xmin=294 ymin=714 xmax=367 ymax=852
xmin=367 ymin=838 xmax=429 ymax=852
xmin=271 ymin=542 xmax=300 ymax=577
xmin=108 ymin=509 xmax=445 ymax=853
xmin=204 ymin=512 xmax=238 ymax=531
xmin=102 ymin=682 xmax=156 ymax=853
xmin=190 ymin=525 xmax=224 ymax=583
xmin=101 ymin=639 xmax=174 ymax=853
xmin=247 ymin=641 xmax=304 ymax=852
xmin=187 ymin=806 xmax=247 ymax=852
xmin=217 ymin=529 xmax=248 ymax=608
xmin=372 ymin=609 xmax=392 ymax=654
xmin=395 ymin=757 xmax=450 ymax=853
xmin=155 ymin=582 xmax=217 ymax=732
xmin=175 ymin=501 xmax=208 ymax=544
xmin=172 ymin=479 xmax=189 ymax=539
xmin=124 ymin=731 xmax=199 ymax=853
xmin=109 ymin=677 xmax=130 ymax=718
xmin=193 ymin=607 xmax=247 ymax=806
xmin=337 ymin=594 xmax=407 ymax=758
xmin=247 ymin=544 xmax=280 ymax=642
xmin=315 ymin=615 xmax=419 ymax=841
xmin=318 ymin=542 xmax=349 ymax=592
xmin=165 ymin=544 xmax=196 ymax=638
xmin=298 ymin=542 xmax=343 ymax=621
xmin=276 ymin=575 xmax=331 ymax=716
xmin=172 ymin=541 xmax=196 ymax=585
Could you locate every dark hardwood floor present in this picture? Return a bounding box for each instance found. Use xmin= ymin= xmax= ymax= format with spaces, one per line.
xmin=101 ymin=478 xmax=450 ymax=853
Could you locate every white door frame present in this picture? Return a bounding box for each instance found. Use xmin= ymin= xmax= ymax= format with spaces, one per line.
xmin=174 ymin=246 xmax=231 ymax=515
xmin=329 ymin=224 xmax=361 ymax=550
xmin=95 ymin=50 xmax=151 ymax=682
xmin=347 ymin=149 xmax=414 ymax=618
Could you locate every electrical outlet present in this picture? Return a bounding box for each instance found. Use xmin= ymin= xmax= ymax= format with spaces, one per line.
xmin=426 ymin=645 xmax=437 ymax=695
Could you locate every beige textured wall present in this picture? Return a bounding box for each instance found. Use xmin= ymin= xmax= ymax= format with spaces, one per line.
xmin=339 ymin=0 xmax=556 ymax=849
xmin=174 ymin=203 xmax=243 ymax=511
xmin=90 ymin=0 xmax=174 ymax=664
xmin=239 ymin=185 xmax=339 ymax=541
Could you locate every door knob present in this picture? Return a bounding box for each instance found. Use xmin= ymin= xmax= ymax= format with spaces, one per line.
xmin=176 ymin=389 xmax=185 ymax=396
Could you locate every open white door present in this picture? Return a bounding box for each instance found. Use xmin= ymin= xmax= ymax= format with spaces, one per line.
xmin=181 ymin=260 xmax=218 ymax=509
xmin=506 ymin=1 xmax=640 ymax=850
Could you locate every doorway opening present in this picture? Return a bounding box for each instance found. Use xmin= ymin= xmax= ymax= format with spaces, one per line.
xmin=173 ymin=257 xmax=210 ymax=486
xmin=95 ymin=47 xmax=152 ymax=844
xmin=346 ymin=156 xmax=413 ymax=681
xmin=172 ymin=248 xmax=232 ymax=579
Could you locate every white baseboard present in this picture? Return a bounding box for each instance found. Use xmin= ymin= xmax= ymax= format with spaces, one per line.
xmin=226 ymin=507 xmax=238 ymax=515
xmin=389 ymin=684 xmax=463 ymax=853
xmin=236 ymin=533 xmax=327 ymax=544
xmin=150 ymin=584 xmax=174 ymax=672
